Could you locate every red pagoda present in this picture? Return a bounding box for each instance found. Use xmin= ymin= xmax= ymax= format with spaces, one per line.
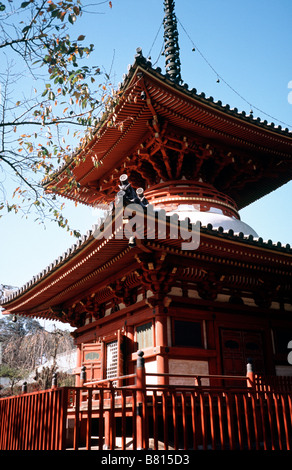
xmin=1 ymin=0 xmax=292 ymax=391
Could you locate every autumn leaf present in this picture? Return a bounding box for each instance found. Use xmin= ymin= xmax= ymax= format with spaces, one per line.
xmin=20 ymin=1 xmax=31 ymax=8
xmin=0 ymin=0 xmax=109 ymax=235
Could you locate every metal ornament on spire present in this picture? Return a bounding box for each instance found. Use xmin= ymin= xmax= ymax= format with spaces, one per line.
xmin=163 ymin=0 xmax=182 ymax=84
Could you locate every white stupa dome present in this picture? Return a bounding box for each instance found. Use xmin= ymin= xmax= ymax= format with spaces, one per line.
xmin=167 ymin=205 xmax=258 ymax=237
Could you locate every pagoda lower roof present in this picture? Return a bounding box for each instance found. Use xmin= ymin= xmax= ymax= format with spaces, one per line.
xmin=43 ymin=50 xmax=292 ymax=210
xmin=1 ymin=209 xmax=291 ymax=324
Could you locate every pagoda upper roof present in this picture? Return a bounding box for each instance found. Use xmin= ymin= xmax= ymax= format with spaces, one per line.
xmin=43 ymin=49 xmax=292 ymax=210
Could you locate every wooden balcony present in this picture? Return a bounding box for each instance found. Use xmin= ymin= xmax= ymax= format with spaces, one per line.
xmin=1 ymin=353 xmax=292 ymax=451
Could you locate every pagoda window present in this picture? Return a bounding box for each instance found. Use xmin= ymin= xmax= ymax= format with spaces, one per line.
xmin=273 ymin=328 xmax=292 ymax=356
xmin=173 ymin=320 xmax=203 ymax=348
xmin=106 ymin=340 xmax=118 ymax=381
xmin=136 ymin=322 xmax=153 ymax=350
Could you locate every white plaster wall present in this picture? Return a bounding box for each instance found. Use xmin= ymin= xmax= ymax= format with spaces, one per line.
xmin=168 ymin=359 xmax=209 ymax=386
xmin=145 ymin=359 xmax=158 ymax=386
xmin=275 ymin=365 xmax=292 ymax=377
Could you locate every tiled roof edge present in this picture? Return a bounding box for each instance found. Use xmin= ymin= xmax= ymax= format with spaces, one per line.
xmin=42 ymin=49 xmax=292 ymax=187
xmin=1 ymin=212 xmax=291 ymax=306
xmin=129 ymin=49 xmax=292 ymax=136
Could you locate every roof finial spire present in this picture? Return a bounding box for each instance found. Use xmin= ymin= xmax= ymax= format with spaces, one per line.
xmin=163 ymin=0 xmax=182 ymax=84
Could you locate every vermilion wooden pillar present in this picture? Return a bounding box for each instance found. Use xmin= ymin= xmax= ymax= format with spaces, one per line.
xmin=155 ymin=307 xmax=169 ymax=386
xmin=75 ymin=345 xmax=82 ymax=386
xmin=246 ymin=360 xmax=255 ymax=388
xmin=126 ymin=324 xmax=135 ymax=377
xmin=136 ymin=350 xmax=146 ymax=450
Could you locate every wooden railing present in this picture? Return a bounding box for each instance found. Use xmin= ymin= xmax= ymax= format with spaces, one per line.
xmin=0 ymin=387 xmax=68 ymax=450
xmin=254 ymin=374 xmax=292 ymax=393
xmin=0 ymin=353 xmax=292 ymax=451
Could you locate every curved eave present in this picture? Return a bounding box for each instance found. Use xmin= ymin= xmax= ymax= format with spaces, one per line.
xmin=134 ymin=61 xmax=292 ymax=151
xmin=1 ymin=213 xmax=291 ymax=322
xmin=0 ymin=221 xmax=131 ymax=320
xmin=43 ymin=55 xmax=292 ymax=209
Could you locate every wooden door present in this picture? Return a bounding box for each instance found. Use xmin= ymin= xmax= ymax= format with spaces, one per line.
xmin=81 ymin=342 xmax=102 ymax=382
xmin=220 ymin=328 xmax=265 ymax=376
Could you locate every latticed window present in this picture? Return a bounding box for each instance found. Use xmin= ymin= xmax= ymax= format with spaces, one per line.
xmin=106 ymin=340 xmax=118 ymax=379
xmin=136 ymin=322 xmax=153 ymax=350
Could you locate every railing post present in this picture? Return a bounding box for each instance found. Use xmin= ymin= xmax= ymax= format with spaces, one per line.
xmin=59 ymin=388 xmax=69 ymax=450
xmin=246 ymin=359 xmax=254 ymax=388
xmin=136 ymin=350 xmax=146 ymax=450
xmin=52 ymin=373 xmax=58 ymax=389
xmin=80 ymin=365 xmax=86 ymax=386
xmin=195 ymin=376 xmax=201 ymax=387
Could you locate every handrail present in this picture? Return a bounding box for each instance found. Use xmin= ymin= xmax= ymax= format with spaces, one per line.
xmin=145 ymin=372 xmax=249 ymax=380
xmin=83 ymin=373 xmax=136 ymax=387
xmin=144 ymin=372 xmax=253 ymax=388
xmin=78 ymin=351 xmax=256 ymax=391
xmin=82 ymin=371 xmax=252 ymax=389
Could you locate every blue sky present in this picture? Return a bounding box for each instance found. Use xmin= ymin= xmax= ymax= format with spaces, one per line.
xmin=1 ymin=0 xmax=291 ymax=295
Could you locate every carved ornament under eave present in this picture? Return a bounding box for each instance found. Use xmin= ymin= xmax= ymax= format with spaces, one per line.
xmin=81 ymin=122 xmax=285 ymax=209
